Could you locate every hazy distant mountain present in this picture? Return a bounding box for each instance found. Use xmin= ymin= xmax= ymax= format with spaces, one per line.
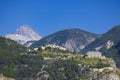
xmin=5 ymin=25 xmax=42 ymax=45
xmin=82 ymin=25 xmax=120 ymax=53
xmin=30 ymin=28 xmax=99 ymax=52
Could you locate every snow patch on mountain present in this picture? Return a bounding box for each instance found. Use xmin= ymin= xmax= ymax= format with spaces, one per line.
xmin=5 ymin=25 xmax=42 ymax=45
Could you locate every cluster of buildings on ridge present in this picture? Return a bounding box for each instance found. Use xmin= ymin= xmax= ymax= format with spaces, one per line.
xmin=85 ymin=51 xmax=105 ymax=59
xmin=31 ymin=44 xmax=105 ymax=59
xmin=40 ymin=44 xmax=67 ymax=50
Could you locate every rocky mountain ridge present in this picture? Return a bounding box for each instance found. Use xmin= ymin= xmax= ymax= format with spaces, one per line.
xmin=82 ymin=25 xmax=120 ymax=53
xmin=30 ymin=28 xmax=99 ymax=52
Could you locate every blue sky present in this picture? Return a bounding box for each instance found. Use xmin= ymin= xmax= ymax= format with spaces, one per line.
xmin=0 ymin=0 xmax=120 ymax=36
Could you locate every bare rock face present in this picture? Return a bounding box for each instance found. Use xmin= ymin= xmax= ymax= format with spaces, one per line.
xmin=95 ymin=45 xmax=104 ymax=51
xmin=5 ymin=25 xmax=42 ymax=45
xmin=106 ymin=40 xmax=114 ymax=49
xmin=94 ymin=40 xmax=114 ymax=51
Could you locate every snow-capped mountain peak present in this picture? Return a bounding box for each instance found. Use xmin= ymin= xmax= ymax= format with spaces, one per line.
xmin=5 ymin=25 xmax=42 ymax=45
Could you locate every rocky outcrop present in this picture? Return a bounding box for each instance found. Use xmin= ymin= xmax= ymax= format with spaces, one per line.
xmin=106 ymin=40 xmax=114 ymax=49
xmin=0 ymin=74 xmax=15 ymax=80
xmin=89 ymin=60 xmax=120 ymax=80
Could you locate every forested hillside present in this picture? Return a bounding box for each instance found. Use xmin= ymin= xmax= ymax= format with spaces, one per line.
xmin=0 ymin=36 xmax=26 ymax=79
